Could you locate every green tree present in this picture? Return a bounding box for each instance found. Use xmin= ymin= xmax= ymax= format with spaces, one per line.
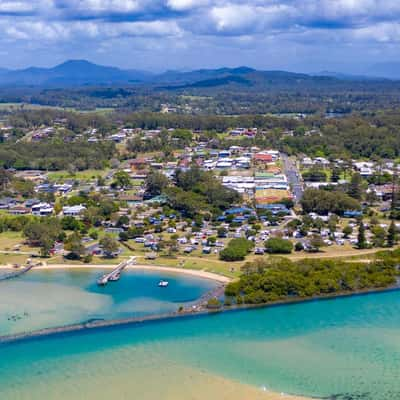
xmin=301 ymin=188 xmax=360 ymax=216
xmin=387 ymin=220 xmax=397 ymax=247
xmin=64 ymin=232 xmax=85 ymax=259
xmin=23 ymin=218 xmax=62 ymax=257
xmin=217 ymin=227 xmax=227 ymax=238
xmin=219 ymin=238 xmax=253 ymax=261
xmin=145 ymin=170 xmax=170 ymax=196
xmin=357 ymin=221 xmax=367 ymax=249
xmin=309 ymin=234 xmax=325 ymax=252
xmin=99 ymin=235 xmax=120 ymax=258
xmin=348 ymin=173 xmax=363 ymax=200
xmin=343 ymin=225 xmax=353 ymax=238
xmin=111 ymin=171 xmax=131 ymax=189
xmin=265 ymin=238 xmax=293 ymax=254
xmin=371 ymin=226 xmax=386 ymax=248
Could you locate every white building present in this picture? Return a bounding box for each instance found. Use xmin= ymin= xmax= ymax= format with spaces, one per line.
xmin=32 ymin=203 xmax=54 ymax=217
xmin=63 ymin=205 xmax=87 ymax=217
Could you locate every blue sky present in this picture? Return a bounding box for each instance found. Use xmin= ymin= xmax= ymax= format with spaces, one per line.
xmin=1 ymin=0 xmax=400 ymax=72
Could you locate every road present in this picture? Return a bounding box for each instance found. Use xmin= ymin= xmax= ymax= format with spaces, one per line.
xmin=281 ymin=153 xmax=304 ymax=204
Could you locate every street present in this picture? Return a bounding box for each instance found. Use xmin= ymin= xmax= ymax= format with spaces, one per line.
xmin=281 ymin=153 xmax=304 ymax=204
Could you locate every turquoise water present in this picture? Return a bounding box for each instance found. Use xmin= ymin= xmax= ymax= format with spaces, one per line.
xmin=1 ymin=290 xmax=400 ymax=399
xmin=0 ymin=268 xmax=217 ymax=335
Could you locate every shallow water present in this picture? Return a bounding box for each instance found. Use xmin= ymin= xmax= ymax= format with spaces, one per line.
xmin=0 ymin=268 xmax=217 ymax=335
xmin=1 ymin=289 xmax=400 ymax=399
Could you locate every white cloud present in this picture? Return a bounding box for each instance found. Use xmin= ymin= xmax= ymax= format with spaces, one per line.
xmin=167 ymin=0 xmax=210 ymax=11
xmin=3 ymin=21 xmax=70 ymax=41
xmin=205 ymin=3 xmax=295 ymax=35
xmin=353 ymin=22 xmax=400 ymax=43
xmin=0 ymin=18 xmax=182 ymax=43
xmin=54 ymin=0 xmax=158 ymax=15
xmin=0 ymin=1 xmax=34 ymax=13
xmin=102 ymin=20 xmax=182 ymax=38
xmin=1 ymin=0 xmax=400 ymax=70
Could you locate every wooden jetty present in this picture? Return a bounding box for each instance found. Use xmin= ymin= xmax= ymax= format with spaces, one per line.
xmin=97 ymin=257 xmax=136 ymax=286
xmin=0 ymin=261 xmax=41 ymax=282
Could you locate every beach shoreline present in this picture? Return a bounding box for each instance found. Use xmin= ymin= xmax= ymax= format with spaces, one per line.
xmin=0 ymin=263 xmax=232 ymax=283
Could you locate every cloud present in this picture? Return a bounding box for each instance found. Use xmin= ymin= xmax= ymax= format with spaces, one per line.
xmin=166 ymin=0 xmax=210 ymax=11
xmin=0 ymin=0 xmax=52 ymax=15
xmin=208 ymin=3 xmax=295 ymax=35
xmin=4 ymin=21 xmax=70 ymax=41
xmin=57 ymin=0 xmax=145 ymax=14
xmin=0 ymin=18 xmax=182 ymax=43
xmin=353 ymin=22 xmax=400 ymax=43
xmin=1 ymin=0 xmax=400 ymax=70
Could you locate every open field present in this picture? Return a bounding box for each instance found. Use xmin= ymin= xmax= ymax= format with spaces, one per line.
xmin=0 ymin=102 xmax=114 ymax=113
xmin=47 ymin=169 xmax=109 ymax=182
xmin=0 ymin=232 xmax=38 ymax=254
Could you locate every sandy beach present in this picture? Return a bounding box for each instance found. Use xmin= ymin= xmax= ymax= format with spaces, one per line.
xmin=0 ymin=263 xmax=316 ymax=400
xmin=0 ymin=263 xmax=232 ymax=283
xmin=0 ymin=338 xmax=314 ymax=400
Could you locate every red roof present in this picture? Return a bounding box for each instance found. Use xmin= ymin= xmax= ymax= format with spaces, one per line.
xmin=254 ymin=153 xmax=273 ymax=162
xmin=130 ymin=158 xmax=147 ymax=165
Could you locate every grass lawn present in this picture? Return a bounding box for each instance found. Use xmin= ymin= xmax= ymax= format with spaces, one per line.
xmin=139 ymin=255 xmax=242 ymax=278
xmin=0 ymin=231 xmax=37 ymax=253
xmin=286 ymin=245 xmax=388 ymax=260
xmin=0 ymin=231 xmax=23 ymax=250
xmin=0 ymin=253 xmax=31 ymax=265
xmin=0 ymin=103 xmax=114 ymax=113
xmin=47 ymin=169 xmax=109 ymax=182
xmin=47 ymin=255 xmax=130 ymax=265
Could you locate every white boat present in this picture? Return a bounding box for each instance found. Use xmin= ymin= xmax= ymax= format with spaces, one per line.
xmin=158 ymin=280 xmax=169 ymax=287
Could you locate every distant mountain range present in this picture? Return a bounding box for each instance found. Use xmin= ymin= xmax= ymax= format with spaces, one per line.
xmin=0 ymin=59 xmax=399 ymax=88
xmin=0 ymin=60 xmax=152 ymax=87
xmin=366 ymin=62 xmax=400 ymax=80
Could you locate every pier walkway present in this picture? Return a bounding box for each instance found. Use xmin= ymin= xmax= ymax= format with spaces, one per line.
xmin=0 ymin=262 xmax=41 ymax=282
xmin=97 ymin=257 xmax=137 ymax=286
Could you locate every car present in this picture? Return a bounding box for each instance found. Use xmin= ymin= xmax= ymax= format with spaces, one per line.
xmin=202 ymin=246 xmax=211 ymax=254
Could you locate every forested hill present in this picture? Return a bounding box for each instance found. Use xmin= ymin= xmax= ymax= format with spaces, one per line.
xmin=1 ymin=60 xmax=400 ymax=114
xmin=0 ymin=60 xmax=392 ymax=89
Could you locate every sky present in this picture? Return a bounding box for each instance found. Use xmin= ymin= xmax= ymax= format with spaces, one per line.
xmin=0 ymin=0 xmax=400 ymax=73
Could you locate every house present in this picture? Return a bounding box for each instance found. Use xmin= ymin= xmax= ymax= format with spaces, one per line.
xmin=216 ymin=160 xmax=232 ymax=169
xmin=218 ymin=150 xmax=231 ymax=158
xmin=0 ymin=197 xmax=17 ymax=209
xmin=109 ymin=132 xmax=126 ymax=142
xmin=130 ymin=158 xmax=148 ymax=171
xmin=31 ymin=203 xmax=54 ymax=216
xmin=302 ymin=157 xmax=313 ymax=167
xmin=343 ymin=210 xmax=363 ymax=218
xmin=63 ymin=205 xmax=86 ymax=217
xmin=225 ymin=207 xmax=253 ymax=215
xmin=9 ymin=206 xmax=30 ymax=215
xmin=254 ymin=153 xmax=273 ymax=163
xmin=230 ymin=129 xmax=245 ymax=136
xmin=256 ymin=204 xmax=290 ymax=215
